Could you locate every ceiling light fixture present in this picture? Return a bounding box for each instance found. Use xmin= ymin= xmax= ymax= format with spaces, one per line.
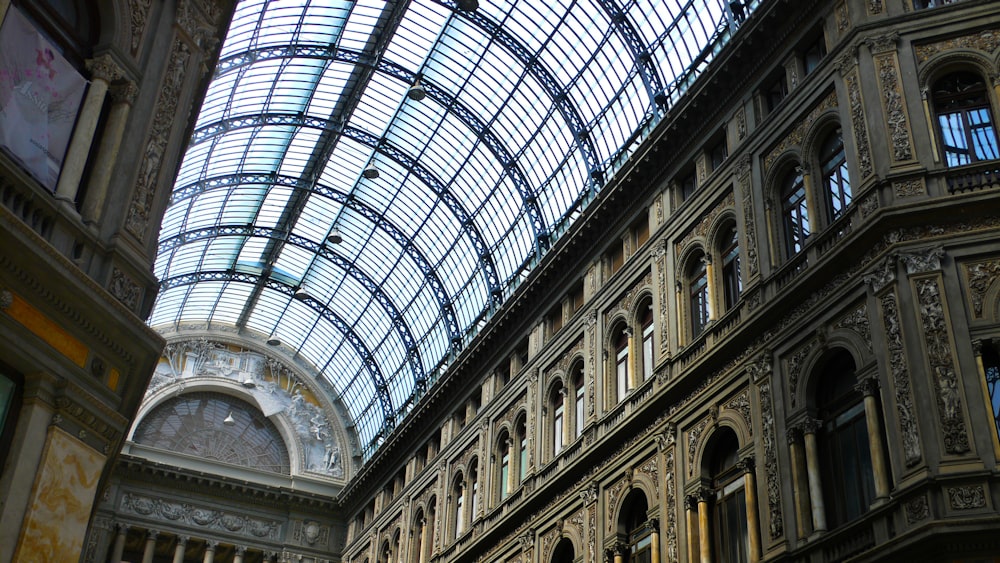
xmin=266 ymin=335 xmax=281 ymax=346
xmin=407 ymin=79 xmax=427 ymax=101
xmin=242 ymin=378 xmax=257 ymax=388
xmin=223 ymin=411 xmax=236 ymax=426
xmin=327 ymin=227 xmax=343 ymax=245
xmin=456 ymin=0 xmax=478 ymax=11
xmin=363 ymin=163 xmax=379 ymax=179
xmin=294 ymin=287 xmax=311 ymax=300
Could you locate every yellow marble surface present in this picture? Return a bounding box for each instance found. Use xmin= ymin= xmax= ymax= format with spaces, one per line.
xmin=13 ymin=426 xmax=106 ymax=562
xmin=5 ymin=292 xmax=88 ymax=367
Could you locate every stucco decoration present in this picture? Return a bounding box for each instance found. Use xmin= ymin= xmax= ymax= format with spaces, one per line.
xmin=963 ymin=258 xmax=1000 ymax=319
xmin=785 ymin=338 xmax=817 ymax=408
xmin=109 ymin=266 xmax=142 ymax=312
xmin=878 ymin=291 xmax=922 ymax=466
xmin=835 ymin=302 xmax=872 ymax=351
xmin=763 ymin=90 xmax=838 ymax=173
xmin=675 ymin=191 xmax=736 ymax=258
xmin=119 ymin=492 xmax=281 ymax=540
xmin=150 ymin=339 xmax=344 ymax=477
xmin=126 ymin=37 xmax=192 ymax=241
xmin=914 ymin=277 xmax=970 ymax=454
xmin=724 ymin=389 xmax=752 ymax=436
xmin=867 ymin=33 xmax=915 ymax=163
xmin=914 ymin=27 xmax=1000 ymax=64
xmin=840 ymin=64 xmax=874 ymax=180
xmin=948 ymin=485 xmax=986 ymax=510
xmin=736 ymin=154 xmax=760 ymax=278
xmin=904 ymin=495 xmax=929 ymax=523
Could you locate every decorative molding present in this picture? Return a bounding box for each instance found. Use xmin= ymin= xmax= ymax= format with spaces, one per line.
xmin=963 ymin=258 xmax=1000 ymax=319
xmin=915 ymin=28 xmax=1000 ymax=64
xmin=109 ymin=267 xmax=142 ymax=312
xmin=904 ymin=495 xmax=929 ymax=523
xmin=119 ymin=492 xmax=282 ymax=540
xmin=900 ymin=247 xmax=945 ymax=274
xmin=914 ymin=277 xmax=970 ymax=454
xmin=878 ymin=291 xmax=922 ymax=466
xmin=126 ymin=37 xmax=192 ymax=241
xmin=948 ymin=485 xmax=986 ymax=510
xmin=843 ymin=69 xmax=874 ymax=179
xmin=763 ymin=90 xmax=839 ymax=173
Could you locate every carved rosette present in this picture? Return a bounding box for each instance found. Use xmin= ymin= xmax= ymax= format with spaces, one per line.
xmin=867 ymin=34 xmax=915 ymax=164
xmin=963 ymin=259 xmax=1000 ymax=319
xmin=126 ymin=37 xmax=192 ymax=241
xmin=914 ymin=277 xmax=970 ymax=454
xmin=878 ymin=291 xmax=922 ymax=466
xmin=757 ymin=380 xmax=783 ymax=538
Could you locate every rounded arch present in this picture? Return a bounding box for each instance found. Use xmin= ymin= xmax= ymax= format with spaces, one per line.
xmin=696 ymin=422 xmax=749 ymax=481
xmin=707 ymin=211 xmax=740 ymax=251
xmin=801 ymin=344 xmax=864 ymax=413
xmin=548 ymin=536 xmax=578 ymax=563
xmin=676 ymin=241 xmax=709 ymax=278
xmin=986 ymin=274 xmax=1000 ymax=323
xmin=917 ymin=50 xmax=997 ymax=91
xmin=801 ymin=110 xmax=846 ymax=161
xmin=630 ymin=291 xmax=655 ymax=326
xmin=615 ymin=488 xmax=651 ymax=538
xmin=132 ymin=390 xmax=293 ymax=475
xmin=762 ymin=151 xmax=803 ymax=195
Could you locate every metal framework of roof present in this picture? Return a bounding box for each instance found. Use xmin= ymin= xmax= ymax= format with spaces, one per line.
xmin=151 ymin=0 xmax=761 ymax=459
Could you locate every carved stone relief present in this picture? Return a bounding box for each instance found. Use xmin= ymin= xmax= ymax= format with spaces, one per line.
xmin=736 ymin=155 xmax=760 ymax=278
xmin=126 ymin=37 xmax=192 ymax=241
xmin=587 ymin=311 xmax=598 ymax=417
xmin=655 ymin=242 xmax=671 ymax=359
xmin=867 ymin=0 xmax=883 ymax=16
xmin=915 ymin=28 xmax=1000 ymax=64
xmin=736 ymin=106 xmax=747 ymax=140
xmin=835 ymin=302 xmax=872 ymax=351
xmin=914 ymin=277 xmax=970 ymax=454
xmin=675 ymin=192 xmax=736 ymax=259
xmin=664 ymin=445 xmax=678 ymax=562
xmin=606 ymin=271 xmax=653 ymax=322
xmin=109 ymin=267 xmax=142 ymax=312
xmin=878 ymin=291 xmax=922 ymax=466
xmin=757 ymin=377 xmax=783 ymax=539
xmin=843 ymin=68 xmax=875 ymax=179
xmin=904 ymin=495 xmax=929 ymax=523
xmin=128 ymin=0 xmax=152 ymax=55
xmin=724 ymin=389 xmax=752 ymax=437
xmin=292 ymin=520 xmax=330 ymax=547
xmin=859 ymin=192 xmax=879 ymax=219
xmin=963 ymin=258 xmax=1000 ymax=319
xmin=686 ymin=417 xmax=710 ymax=477
xmin=836 ymin=1 xmax=849 ymax=33
xmin=893 ymin=178 xmax=926 ymax=198
xmin=867 ymin=34 xmax=915 ymax=163
xmin=785 ymin=338 xmax=816 ymax=408
xmin=606 ymin=478 xmax=629 ymax=532
xmin=763 ymin=90 xmax=839 ymax=173
xmin=636 ymin=455 xmax=659 ymax=497
xmin=119 ymin=492 xmax=282 ymax=540
xmin=948 ymin=485 xmax=986 ymax=510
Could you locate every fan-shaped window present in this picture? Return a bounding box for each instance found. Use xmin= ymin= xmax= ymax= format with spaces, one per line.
xmin=932 ymin=71 xmax=999 ymax=166
xmin=819 ymin=131 xmax=852 ymax=222
xmin=134 ymin=392 xmax=290 ymax=474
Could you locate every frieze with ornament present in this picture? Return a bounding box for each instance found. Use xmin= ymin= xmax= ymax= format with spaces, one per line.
xmin=915 ymin=28 xmax=1000 ymax=64
xmin=963 ymin=258 xmax=1000 ymax=319
xmin=605 ymin=271 xmax=654 ymax=322
xmin=119 ymin=492 xmax=281 ymax=540
xmin=878 ymin=291 xmax=922 ymax=466
xmin=842 ymin=67 xmax=874 ymax=179
xmin=764 ymin=90 xmax=839 ymax=173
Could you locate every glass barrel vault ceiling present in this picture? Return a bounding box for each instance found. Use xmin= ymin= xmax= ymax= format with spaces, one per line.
xmin=151 ymin=0 xmax=761 ymax=459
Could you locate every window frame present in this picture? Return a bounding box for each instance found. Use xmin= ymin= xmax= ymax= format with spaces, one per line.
xmin=931 ymin=70 xmax=1000 ymax=167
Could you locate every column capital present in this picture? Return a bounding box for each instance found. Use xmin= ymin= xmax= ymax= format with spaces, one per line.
xmin=786 ymin=426 xmax=802 ymax=444
xmin=737 ymin=455 xmax=756 ymax=474
xmin=146 ymin=529 xmax=160 ymax=539
xmin=799 ymin=417 xmax=821 ymax=435
xmin=685 ymin=494 xmax=699 ymax=511
xmin=855 ymin=376 xmax=879 ymax=397
xmin=645 ymin=517 xmax=660 ymax=532
xmin=110 ymin=81 xmax=140 ymax=105
xmin=87 ymin=54 xmax=123 ymax=83
xmin=971 ymin=338 xmax=985 ymax=355
xmin=235 ymin=545 xmax=247 ymax=555
xmin=205 ymin=539 xmax=219 ymax=550
xmin=176 ymin=535 xmax=190 ymax=545
xmin=698 ymin=487 xmax=714 ymax=503
xmin=115 ymin=522 xmax=131 ymax=534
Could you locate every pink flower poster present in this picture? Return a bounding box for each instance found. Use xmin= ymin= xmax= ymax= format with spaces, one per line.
xmin=0 ymin=7 xmax=86 ymax=192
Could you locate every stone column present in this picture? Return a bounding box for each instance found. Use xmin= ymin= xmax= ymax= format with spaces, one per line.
xmin=234 ymin=546 xmax=247 ymax=563
xmin=857 ymin=377 xmax=891 ymax=501
xmin=506 ymin=439 xmax=517 ymax=494
xmin=685 ymin=495 xmax=699 ymax=563
xmin=801 ymin=418 xmax=827 ymax=533
xmin=109 ymin=524 xmax=128 ymax=563
xmin=704 ymin=255 xmax=718 ymax=322
xmin=173 ymin=536 xmax=189 ymax=563
xmin=55 ymin=55 xmax=120 ymax=203
xmin=786 ymin=428 xmax=810 ymax=539
xmin=82 ymin=80 xmax=138 ymax=224
xmin=738 ymin=457 xmax=762 ymax=563
xmin=624 ymin=326 xmax=636 ymax=391
xmin=798 ymin=165 xmax=819 ymax=241
xmin=613 ymin=541 xmax=627 ymax=563
xmin=141 ymin=530 xmax=158 ymax=563
xmin=203 ymin=539 xmax=218 ymax=563
xmin=561 ymin=387 xmax=572 ymax=447
xmin=698 ymin=488 xmax=712 ymax=563
xmin=418 ymin=518 xmax=429 ymax=563
xmin=647 ymin=518 xmax=660 ymax=563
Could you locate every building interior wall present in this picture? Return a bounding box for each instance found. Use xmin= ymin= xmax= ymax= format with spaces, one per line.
xmin=1 ymin=0 xmax=1000 ymax=562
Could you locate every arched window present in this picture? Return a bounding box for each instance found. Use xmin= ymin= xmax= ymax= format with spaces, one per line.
xmin=640 ymin=303 xmax=654 ymax=380
xmin=573 ymin=365 xmax=585 ymax=440
xmin=552 ymin=537 xmax=575 ymax=563
xmin=551 ymin=382 xmax=565 ymax=455
xmin=780 ymin=167 xmax=810 ymax=256
xmin=932 ymin=71 xmax=999 ymax=166
xmin=453 ymin=475 xmax=465 ymax=538
xmin=497 ymin=430 xmax=511 ymax=500
xmin=517 ymin=417 xmax=528 ymax=483
xmin=718 ymin=224 xmax=741 ymax=312
xmin=819 ymin=131 xmax=852 ymax=222
xmin=619 ymin=490 xmax=652 ymax=563
xmin=688 ymin=254 xmax=710 ymax=338
xmin=710 ymin=429 xmax=749 ymax=563
xmin=411 ymin=510 xmax=425 ymax=563
xmin=817 ymin=350 xmax=875 ymax=528
xmin=614 ymin=325 xmax=630 ymax=401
